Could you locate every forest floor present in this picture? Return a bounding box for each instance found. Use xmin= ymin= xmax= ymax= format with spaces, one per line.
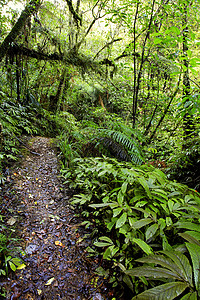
xmin=0 ymin=137 xmax=112 ymax=300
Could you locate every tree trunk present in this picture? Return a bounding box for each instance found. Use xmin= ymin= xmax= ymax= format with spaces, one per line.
xmin=49 ymin=68 xmax=69 ymax=113
xmin=0 ymin=0 xmax=41 ymax=62
xmin=182 ymin=1 xmax=194 ymax=140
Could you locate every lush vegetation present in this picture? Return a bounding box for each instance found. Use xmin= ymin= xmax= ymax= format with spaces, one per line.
xmin=0 ymin=0 xmax=200 ymax=298
xmin=63 ymin=157 xmax=200 ymax=298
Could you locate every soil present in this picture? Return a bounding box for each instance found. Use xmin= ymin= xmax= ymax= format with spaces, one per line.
xmin=0 ymin=137 xmax=113 ymax=300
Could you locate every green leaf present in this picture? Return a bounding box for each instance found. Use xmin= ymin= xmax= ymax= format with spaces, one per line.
xmin=99 ymin=236 xmax=113 ymax=244
xmin=131 ymin=238 xmax=153 ymax=255
xmin=186 ymin=243 xmax=200 ymax=291
xmin=179 ymin=232 xmax=200 ymax=246
xmin=123 ymin=274 xmax=134 ymax=292
xmin=126 ymin=266 xmax=183 ymax=279
xmin=103 ymin=246 xmax=112 ymax=259
xmin=89 ymin=203 xmax=113 ymax=208
xmin=137 ymin=177 xmax=152 ymax=199
xmin=175 ymin=222 xmax=200 ymax=232
xmin=145 ymin=223 xmax=159 ymax=241
xmin=170 ymin=26 xmax=181 ymax=35
xmin=131 ymin=282 xmax=189 ymax=300
xmin=180 ymin=292 xmax=198 ymax=300
xmin=17 ymin=263 xmax=26 ymax=270
xmin=0 ymin=269 xmax=6 ymax=276
xmin=113 ymin=207 xmax=123 ymax=217
xmin=129 ymin=218 xmax=153 ymax=229
xmin=153 ymin=37 xmax=163 ymax=44
xmin=136 ymin=254 xmax=184 ymax=279
xmin=121 ymin=181 xmax=128 ymax=194
xmin=117 ymin=190 xmax=124 ymax=205
xmin=162 ymin=233 xmax=173 ymax=251
xmin=168 ymin=199 xmax=174 ymax=212
xmin=166 ymin=217 xmax=173 ymax=227
xmin=184 ymin=231 xmax=200 ymax=241
xmin=94 ymin=241 xmax=112 ymax=247
xmin=161 ymin=251 xmax=193 ymax=285
xmin=9 ymin=261 xmax=16 ymax=272
xmin=116 ymin=212 xmax=127 ymax=228
xmin=11 ymin=258 xmax=23 ymax=266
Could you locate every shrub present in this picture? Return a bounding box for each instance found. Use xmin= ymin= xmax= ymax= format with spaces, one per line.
xmin=63 ymin=156 xmax=200 ymax=295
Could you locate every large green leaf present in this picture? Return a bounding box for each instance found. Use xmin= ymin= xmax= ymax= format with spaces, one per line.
xmin=178 ymin=232 xmax=200 ymax=246
xmin=175 ymin=222 xmax=200 ymax=232
xmin=89 ymin=202 xmax=113 ymax=208
xmin=137 ymin=177 xmax=152 ymax=199
xmin=117 ymin=190 xmax=124 ymax=206
xmin=129 ymin=218 xmax=153 ymax=229
xmin=121 ymin=181 xmax=128 ymax=194
xmin=151 ymin=169 xmax=167 ymax=185
xmin=116 ymin=212 xmax=127 ymax=228
xmin=94 ymin=241 xmax=112 ymax=247
xmin=136 ymin=254 xmax=184 ymax=280
xmin=186 ymin=243 xmax=200 ymax=292
xmin=184 ymin=231 xmax=200 ymax=241
xmin=180 ymin=292 xmax=198 ymax=300
xmin=99 ymin=236 xmax=113 ymax=244
xmin=131 ymin=282 xmax=189 ymax=300
xmin=131 ymin=238 xmax=153 ymax=255
xmin=126 ymin=266 xmax=183 ymax=280
xmin=160 ymin=251 xmax=193 ymax=285
xmin=145 ymin=223 xmax=159 ymax=241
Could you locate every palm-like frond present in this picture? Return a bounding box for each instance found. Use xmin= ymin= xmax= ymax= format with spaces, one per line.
xmin=96 ymin=129 xmax=144 ymax=165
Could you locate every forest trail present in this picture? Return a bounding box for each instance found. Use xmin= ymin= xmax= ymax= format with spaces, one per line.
xmin=1 ymin=137 xmax=107 ymax=300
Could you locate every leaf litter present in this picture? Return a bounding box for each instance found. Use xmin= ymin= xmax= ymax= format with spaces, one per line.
xmin=0 ymin=137 xmax=112 ymax=300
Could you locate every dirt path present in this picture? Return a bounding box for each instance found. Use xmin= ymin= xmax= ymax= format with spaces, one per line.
xmin=1 ymin=137 xmax=109 ymax=300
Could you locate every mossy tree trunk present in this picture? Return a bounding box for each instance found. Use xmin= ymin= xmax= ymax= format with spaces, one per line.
xmin=182 ymin=1 xmax=195 ymax=140
xmin=0 ymin=0 xmax=41 ymax=62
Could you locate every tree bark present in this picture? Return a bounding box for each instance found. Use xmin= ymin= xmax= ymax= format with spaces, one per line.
xmin=182 ymin=1 xmax=195 ymax=140
xmin=147 ymin=79 xmax=180 ymax=144
xmin=132 ymin=0 xmax=155 ymax=128
xmin=0 ymin=0 xmax=41 ymax=62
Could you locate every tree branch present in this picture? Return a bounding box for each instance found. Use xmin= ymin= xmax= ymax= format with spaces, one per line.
xmin=65 ymin=0 xmax=82 ymax=26
xmin=7 ymin=44 xmax=104 ymax=74
xmin=93 ymin=38 xmax=122 ymax=60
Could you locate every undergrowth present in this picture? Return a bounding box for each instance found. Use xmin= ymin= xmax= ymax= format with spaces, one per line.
xmin=62 ymin=156 xmax=200 ymax=298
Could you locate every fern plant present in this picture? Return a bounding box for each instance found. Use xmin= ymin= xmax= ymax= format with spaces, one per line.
xmin=95 ymin=129 xmax=144 ymax=164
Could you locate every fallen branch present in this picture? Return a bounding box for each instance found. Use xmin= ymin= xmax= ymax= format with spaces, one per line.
xmin=12 ymin=135 xmax=41 ymax=156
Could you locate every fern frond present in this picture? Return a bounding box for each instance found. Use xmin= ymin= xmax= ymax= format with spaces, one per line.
xmin=97 ymin=129 xmax=144 ymax=165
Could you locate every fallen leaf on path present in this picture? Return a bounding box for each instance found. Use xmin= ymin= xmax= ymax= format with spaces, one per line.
xmin=67 ymin=269 xmax=75 ymax=273
xmin=7 ymin=217 xmax=17 ymax=225
xmin=56 ymin=224 xmax=63 ymax=229
xmin=45 ymin=277 xmax=55 ymax=285
xmin=37 ymin=289 xmax=42 ymax=295
xmin=55 ymin=241 xmax=63 ymax=246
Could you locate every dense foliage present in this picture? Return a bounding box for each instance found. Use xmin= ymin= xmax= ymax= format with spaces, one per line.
xmin=62 ymin=157 xmax=200 ymax=298
xmin=0 ymin=0 xmax=200 ymax=298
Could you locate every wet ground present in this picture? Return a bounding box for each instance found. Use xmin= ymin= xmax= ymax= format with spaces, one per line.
xmin=0 ymin=137 xmax=112 ymax=300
